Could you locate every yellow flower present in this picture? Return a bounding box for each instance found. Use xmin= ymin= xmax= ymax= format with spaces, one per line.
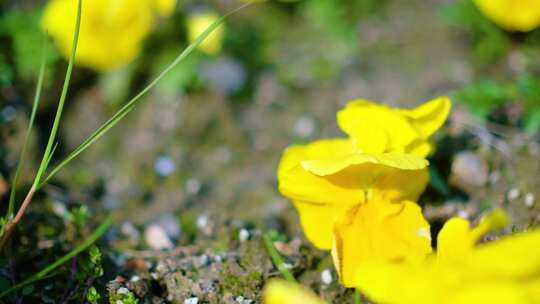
xmin=42 ymin=0 xmax=175 ymax=71
xmin=263 ymin=280 xmax=325 ymax=304
xmin=277 ymin=97 xmax=451 ymax=249
xmin=187 ymin=11 xmax=224 ymax=55
xmin=474 ymin=0 xmax=540 ymax=32
xmin=278 ymin=139 xmax=429 ymax=249
xmin=332 ymin=200 xmax=432 ymax=287
xmin=352 ymin=211 xmax=540 ymax=304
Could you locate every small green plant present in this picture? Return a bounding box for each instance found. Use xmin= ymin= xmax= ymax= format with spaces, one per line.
xmin=452 ymin=74 xmax=540 ymax=132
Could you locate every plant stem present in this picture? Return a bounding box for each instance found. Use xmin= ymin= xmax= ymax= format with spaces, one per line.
xmin=262 ymin=232 xmax=296 ymax=283
xmin=0 ymin=186 xmax=37 ymax=249
xmin=353 ymin=289 xmax=362 ymax=304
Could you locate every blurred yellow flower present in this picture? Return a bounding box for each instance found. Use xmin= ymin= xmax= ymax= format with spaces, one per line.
xmin=263 ymin=280 xmax=325 ymax=304
xmin=42 ymin=0 xmax=175 ymax=71
xmin=353 ymin=211 xmax=540 ymax=304
xmin=332 ymin=200 xmax=432 ymax=287
xmin=474 ymin=0 xmax=540 ymax=32
xmin=277 ymin=97 xmax=451 ymax=249
xmin=187 ymin=11 xmax=224 ymax=55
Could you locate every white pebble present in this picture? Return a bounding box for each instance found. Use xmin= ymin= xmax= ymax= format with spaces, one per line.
xmin=154 ymin=156 xmax=176 ymax=177
xmin=144 ymin=224 xmax=174 ymax=250
xmin=294 ymin=116 xmax=316 ymax=138
xmin=130 ymin=276 xmax=140 ymax=282
xmin=508 ymin=188 xmax=520 ymax=201
xmin=457 ymin=210 xmax=469 ymax=219
xmin=117 ymin=287 xmax=130 ymax=295
xmin=196 ymin=215 xmax=208 ymax=230
xmin=525 ymin=193 xmax=535 ymax=208
xmin=321 ymin=269 xmax=333 ymax=285
xmin=184 ymin=297 xmax=199 ymax=304
xmin=239 ymin=228 xmax=250 ymax=242
xmin=116 ymin=300 xmax=124 ymax=304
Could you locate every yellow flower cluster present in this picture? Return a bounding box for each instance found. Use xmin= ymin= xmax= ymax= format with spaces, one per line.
xmin=278 ymin=96 xmax=450 ymax=286
xmin=270 ymin=97 xmax=540 ymax=303
xmin=474 ymin=0 xmax=540 ymax=32
xmin=41 ymin=0 xmax=176 ymax=71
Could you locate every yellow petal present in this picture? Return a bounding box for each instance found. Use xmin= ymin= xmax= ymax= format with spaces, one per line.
xmin=467 ymin=228 xmax=540 ymax=278
xmin=337 ymin=97 xmax=450 ymax=157
xmin=352 ymin=260 xmax=445 ymax=304
xmin=437 ymin=217 xmax=473 ymax=261
xmin=292 ymin=200 xmax=353 ymax=249
xmin=474 ymin=0 xmax=540 ymax=32
xmin=187 ymin=12 xmax=224 ymax=55
xmin=452 ymin=282 xmax=530 ymax=304
xmin=263 ymin=280 xmax=325 ymax=304
xmin=398 ymin=96 xmax=452 ymax=140
xmin=332 ymin=200 xmax=432 ymax=287
xmin=337 ymin=100 xmax=418 ymax=153
xmin=470 ymin=208 xmax=510 ymax=242
xmin=437 ymin=209 xmax=509 ymax=261
xmin=277 ymin=139 xmax=366 ymax=206
xmin=301 ymin=153 xmax=428 ymax=176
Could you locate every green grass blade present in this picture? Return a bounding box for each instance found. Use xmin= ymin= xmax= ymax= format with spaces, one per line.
xmin=7 ymin=34 xmax=48 ymax=218
xmin=263 ymin=232 xmax=297 ymax=283
xmin=0 ymin=214 xmax=112 ymax=299
xmin=33 ymin=0 xmax=81 ymax=187
xmin=40 ymin=11 xmax=234 ymax=186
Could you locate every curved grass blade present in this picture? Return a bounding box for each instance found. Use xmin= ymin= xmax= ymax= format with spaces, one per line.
xmin=40 ymin=3 xmax=251 ymax=187
xmin=0 ymin=214 xmax=113 ymax=299
xmin=33 ymin=0 xmax=82 ymax=187
xmin=6 ymin=34 xmax=48 ymax=218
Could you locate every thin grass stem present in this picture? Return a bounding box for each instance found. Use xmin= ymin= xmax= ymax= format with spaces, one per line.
xmin=262 ymin=232 xmax=297 ymax=283
xmin=33 ymin=0 xmax=81 ymax=187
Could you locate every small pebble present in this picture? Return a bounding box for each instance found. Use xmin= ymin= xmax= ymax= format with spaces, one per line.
xmin=321 ymin=269 xmax=333 ymax=285
xmin=117 ymin=287 xmax=130 ymax=295
xmin=200 ymin=57 xmax=247 ymax=93
xmin=144 ymin=224 xmax=174 ymax=250
xmin=294 ymin=116 xmax=316 ymax=138
xmin=451 ymin=151 xmax=488 ymax=186
xmin=51 ymin=201 xmax=68 ymax=218
xmin=154 ymin=155 xmax=176 ymax=177
xmin=239 ymin=228 xmax=250 ymax=242
xmin=507 ymin=188 xmax=520 ymax=201
xmin=457 ymin=210 xmax=469 ymax=219
xmin=130 ymin=276 xmax=140 ymax=282
xmin=154 ymin=214 xmax=181 ymax=239
xmin=524 ymin=193 xmax=535 ymax=208
xmin=198 ymin=254 xmax=210 ymax=267
xmin=120 ymin=222 xmax=140 ymax=243
xmin=184 ymin=297 xmax=199 ymax=304
xmin=196 ymin=215 xmax=208 ymax=230
xmin=1 ymin=105 xmax=16 ymax=122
